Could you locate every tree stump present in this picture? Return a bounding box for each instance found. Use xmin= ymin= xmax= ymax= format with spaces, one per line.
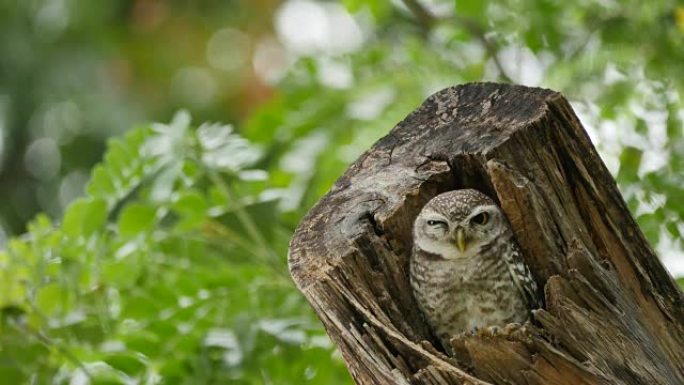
xmin=288 ymin=83 xmax=684 ymax=385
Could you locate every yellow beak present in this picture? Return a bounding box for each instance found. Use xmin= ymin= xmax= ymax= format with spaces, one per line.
xmin=456 ymin=228 xmax=466 ymax=252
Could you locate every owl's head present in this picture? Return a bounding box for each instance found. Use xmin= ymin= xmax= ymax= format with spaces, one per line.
xmin=413 ymin=189 xmax=509 ymax=259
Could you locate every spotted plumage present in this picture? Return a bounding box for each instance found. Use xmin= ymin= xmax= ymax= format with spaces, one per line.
xmin=410 ymin=189 xmax=539 ymax=352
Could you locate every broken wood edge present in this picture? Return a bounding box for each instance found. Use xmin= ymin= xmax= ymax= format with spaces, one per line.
xmin=288 ymin=83 xmax=684 ymax=384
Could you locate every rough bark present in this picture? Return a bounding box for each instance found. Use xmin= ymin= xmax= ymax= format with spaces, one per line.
xmin=288 ymin=82 xmax=684 ymax=385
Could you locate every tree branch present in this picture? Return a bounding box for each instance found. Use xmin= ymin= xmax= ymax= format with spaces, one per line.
xmin=400 ymin=0 xmax=512 ymax=82
xmin=453 ymin=16 xmax=513 ymax=83
xmin=401 ymin=0 xmax=436 ymax=31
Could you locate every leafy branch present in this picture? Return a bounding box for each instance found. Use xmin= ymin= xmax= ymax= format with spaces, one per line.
xmin=0 ymin=112 xmax=331 ymax=383
xmin=400 ymin=0 xmax=513 ymax=82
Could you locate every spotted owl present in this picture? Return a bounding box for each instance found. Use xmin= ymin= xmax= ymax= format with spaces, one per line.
xmin=410 ymin=189 xmax=539 ymax=351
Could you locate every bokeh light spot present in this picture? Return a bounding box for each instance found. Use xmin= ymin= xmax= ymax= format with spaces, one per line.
xmin=275 ymin=0 xmax=363 ymax=55
xmin=207 ymin=28 xmax=251 ymax=72
xmin=170 ymin=67 xmax=218 ymax=109
xmin=24 ymin=137 xmax=61 ymax=180
xmin=253 ymin=38 xmax=290 ymax=84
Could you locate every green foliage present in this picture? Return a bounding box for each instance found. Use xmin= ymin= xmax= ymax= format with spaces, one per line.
xmin=0 ymin=113 xmax=350 ymax=384
xmin=2 ymin=0 xmax=684 ymax=383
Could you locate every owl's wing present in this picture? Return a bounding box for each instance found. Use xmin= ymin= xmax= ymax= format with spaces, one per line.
xmin=503 ymin=241 xmax=541 ymax=310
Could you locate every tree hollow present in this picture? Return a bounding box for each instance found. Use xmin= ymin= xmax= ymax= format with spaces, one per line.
xmin=288 ymin=82 xmax=684 ymax=385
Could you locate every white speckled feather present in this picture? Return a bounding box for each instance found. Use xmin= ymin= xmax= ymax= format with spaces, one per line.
xmin=410 ymin=189 xmax=539 ymax=351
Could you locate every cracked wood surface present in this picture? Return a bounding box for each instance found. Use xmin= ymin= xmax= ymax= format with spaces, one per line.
xmin=288 ymin=82 xmax=684 ymax=385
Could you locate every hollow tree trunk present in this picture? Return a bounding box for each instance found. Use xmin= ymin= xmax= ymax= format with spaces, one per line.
xmin=288 ymin=83 xmax=684 ymax=385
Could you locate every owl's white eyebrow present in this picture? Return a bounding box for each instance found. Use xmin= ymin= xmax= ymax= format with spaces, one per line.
xmin=423 ymin=213 xmax=448 ymax=222
xmin=466 ymin=205 xmax=499 ymax=218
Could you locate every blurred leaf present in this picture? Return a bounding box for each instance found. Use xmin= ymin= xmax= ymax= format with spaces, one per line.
xmin=87 ymin=128 xmax=154 ymax=206
xmin=34 ymin=283 xmax=65 ymax=316
xmin=117 ymin=203 xmax=157 ymax=236
xmin=173 ymin=190 xmax=209 ymax=230
xmin=342 ymin=0 xmax=392 ymax=20
xmin=101 ymin=256 xmax=141 ymax=288
xmin=454 ymin=0 xmax=486 ymax=21
xmin=637 ymin=211 xmax=664 ymax=245
xmin=63 ymin=198 xmax=107 ymax=237
xmin=617 ymin=146 xmax=642 ymax=183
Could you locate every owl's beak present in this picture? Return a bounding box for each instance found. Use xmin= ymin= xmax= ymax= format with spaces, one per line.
xmin=455 ymin=228 xmax=466 ymax=252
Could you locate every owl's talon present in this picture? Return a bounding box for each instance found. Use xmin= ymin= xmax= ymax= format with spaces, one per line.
xmin=503 ymin=322 xmax=522 ymax=335
xmin=473 ymin=325 xmax=498 ymax=338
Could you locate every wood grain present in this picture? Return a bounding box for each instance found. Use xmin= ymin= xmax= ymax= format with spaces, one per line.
xmin=288 ymin=83 xmax=684 ymax=385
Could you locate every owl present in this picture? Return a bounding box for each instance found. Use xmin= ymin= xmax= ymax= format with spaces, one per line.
xmin=410 ymin=189 xmax=539 ymax=351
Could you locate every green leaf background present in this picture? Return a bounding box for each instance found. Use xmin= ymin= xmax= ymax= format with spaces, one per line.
xmin=1 ymin=0 xmax=684 ymax=383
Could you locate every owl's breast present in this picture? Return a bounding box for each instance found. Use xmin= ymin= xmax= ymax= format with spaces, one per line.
xmin=410 ymin=249 xmax=528 ymax=342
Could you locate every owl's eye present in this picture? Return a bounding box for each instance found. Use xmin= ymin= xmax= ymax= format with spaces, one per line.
xmin=471 ymin=212 xmax=489 ymax=225
xmin=426 ymin=220 xmax=447 ymax=227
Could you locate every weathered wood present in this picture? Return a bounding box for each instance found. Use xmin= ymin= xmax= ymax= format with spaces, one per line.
xmin=288 ymin=83 xmax=684 ymax=385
